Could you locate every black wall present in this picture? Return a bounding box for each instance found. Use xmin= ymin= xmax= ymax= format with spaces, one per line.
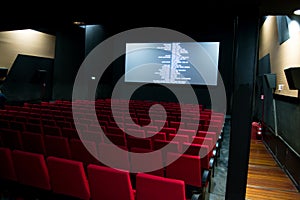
xmin=226 ymin=15 xmax=259 ymax=200
xmin=83 ymin=23 xmax=235 ymax=112
xmin=52 ymin=26 xmax=85 ymax=100
xmin=275 ymin=98 xmax=300 ymax=155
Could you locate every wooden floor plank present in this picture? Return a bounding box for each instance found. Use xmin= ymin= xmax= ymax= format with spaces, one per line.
xmin=246 ymin=187 xmax=300 ymax=200
xmin=245 ymin=140 xmax=300 ymax=200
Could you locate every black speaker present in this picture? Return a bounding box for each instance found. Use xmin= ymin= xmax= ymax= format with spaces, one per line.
xmin=284 ymin=67 xmax=300 ymax=90
xmin=264 ymin=73 xmax=276 ymax=89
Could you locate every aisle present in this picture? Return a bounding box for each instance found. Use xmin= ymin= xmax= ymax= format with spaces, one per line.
xmin=208 ymin=116 xmax=231 ymax=200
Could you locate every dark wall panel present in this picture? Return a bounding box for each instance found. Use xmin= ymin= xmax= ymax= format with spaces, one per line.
xmin=276 ymin=16 xmax=290 ymax=45
xmin=52 ymin=27 xmax=85 ymax=100
xmin=285 ymin=149 xmax=300 ymax=190
xmin=1 ymin=54 xmax=53 ymax=103
xmin=85 ymin=25 xmax=107 ymax=57
xmin=276 ymin=100 xmax=300 ymax=155
xmin=226 ymin=16 xmax=259 ymax=200
xmin=255 ymin=53 xmax=275 ymax=131
xmin=264 ymin=126 xmax=300 ymax=190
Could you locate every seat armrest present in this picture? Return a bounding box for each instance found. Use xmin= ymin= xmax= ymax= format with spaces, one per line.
xmin=212 ymin=149 xmax=217 ymax=157
xmin=202 ymin=169 xmax=210 ymax=187
xmin=191 ymin=193 xmax=201 ymax=200
xmin=209 ymin=157 xmax=215 ymax=169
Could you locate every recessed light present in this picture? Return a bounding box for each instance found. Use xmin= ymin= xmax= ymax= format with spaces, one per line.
xmin=293 ymin=9 xmax=300 ymax=15
xmin=73 ymin=21 xmax=85 ymax=25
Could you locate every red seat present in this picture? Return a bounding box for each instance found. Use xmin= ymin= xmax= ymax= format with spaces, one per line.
xmin=61 ymin=127 xmax=79 ymax=139
xmin=22 ymin=131 xmax=46 ymax=154
xmin=47 ymin=156 xmax=90 ymax=200
xmin=127 ymin=137 xmax=152 ymax=151
xmin=106 ymin=126 xmax=125 ymax=136
xmin=167 ymin=133 xmax=189 ymax=153
xmin=98 ymin=143 xmax=130 ymax=171
xmin=41 ymin=119 xmax=56 ymax=126
xmin=201 ymin=124 xmax=221 ymax=133
xmin=177 ymin=129 xmax=197 ymax=141
xmin=192 ymin=136 xmax=215 ymax=155
xmin=69 ymin=138 xmax=101 ymax=166
xmin=0 ymin=147 xmax=17 ymax=181
xmin=103 ymin=133 xmax=127 ymax=147
xmin=169 ymin=121 xmax=185 ymax=131
xmin=186 ymin=122 xmax=201 ymax=132
xmin=125 ymin=128 xmax=146 ymax=138
xmin=0 ymin=128 xmax=23 ymax=150
xmin=43 ymin=125 xmax=62 ymax=136
xmin=12 ymin=150 xmax=51 ymax=190
xmin=0 ymin=119 xmax=10 ymax=129
xmin=153 ymin=139 xmax=179 ymax=164
xmin=80 ymin=130 xmax=103 ymax=144
xmin=153 ymin=139 xmax=179 ymax=153
xmin=130 ymin=147 xmax=165 ymax=177
xmin=25 ymin=123 xmax=43 ymax=134
xmin=44 ymin=135 xmax=71 ymax=159
xmin=136 ymin=173 xmax=186 ymax=200
xmin=160 ymin=127 xmax=176 ymax=138
xmin=87 ymin=164 xmax=135 ymax=200
xmin=56 ymin=121 xmax=72 ymax=129
xmin=166 ymin=152 xmax=210 ymax=197
xmin=182 ymin=143 xmax=212 ymax=171
xmin=146 ymin=131 xmax=166 ymax=141
xmin=197 ymin=130 xmax=218 ymax=144
xmin=154 ymin=120 xmax=169 ymax=128
xmin=9 ymin=121 xmax=26 ymax=132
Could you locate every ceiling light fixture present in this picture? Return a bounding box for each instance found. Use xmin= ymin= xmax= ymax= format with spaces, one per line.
xmin=293 ymin=9 xmax=300 ymax=15
xmin=73 ymin=21 xmax=85 ymax=25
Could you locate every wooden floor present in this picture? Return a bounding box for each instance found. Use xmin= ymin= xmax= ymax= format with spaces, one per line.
xmin=245 ymin=140 xmax=300 ymax=200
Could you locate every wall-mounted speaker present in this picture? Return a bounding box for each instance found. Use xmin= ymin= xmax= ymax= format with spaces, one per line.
xmin=284 ymin=67 xmax=300 ymax=90
xmin=264 ymin=73 xmax=276 ymax=89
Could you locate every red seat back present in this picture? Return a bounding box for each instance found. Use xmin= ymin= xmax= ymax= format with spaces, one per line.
xmin=44 ymin=135 xmax=71 ymax=159
xmin=13 ymin=150 xmax=51 ymax=190
xmin=87 ymin=164 xmax=135 ymax=200
xmin=136 ymin=173 xmax=186 ymax=200
xmin=166 ymin=152 xmax=202 ymax=187
xmin=0 ymin=147 xmax=17 ymax=181
xmin=69 ymin=138 xmax=101 ymax=165
xmin=22 ymin=131 xmax=46 ymax=154
xmin=47 ymin=156 xmax=90 ymax=200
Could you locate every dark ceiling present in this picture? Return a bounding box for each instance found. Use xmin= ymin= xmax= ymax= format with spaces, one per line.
xmin=1 ymin=0 xmax=299 ymax=33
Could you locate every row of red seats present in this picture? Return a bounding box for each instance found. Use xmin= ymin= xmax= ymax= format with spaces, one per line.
xmin=0 ymin=127 xmax=215 ymax=196
xmin=0 ymin=116 xmax=222 ymax=138
xmin=0 ymin=147 xmax=209 ymax=200
xmin=1 ymin=99 xmax=224 ymax=139
xmin=0 ymin=103 xmax=223 ymax=160
xmin=1 ymin=104 xmax=223 ymax=128
xmin=14 ymin=98 xmax=224 ymax=120
xmin=6 ymin=99 xmax=205 ymax=115
xmin=0 ymin=118 xmax=219 ymax=149
xmin=0 ymin=126 xmax=216 ymax=176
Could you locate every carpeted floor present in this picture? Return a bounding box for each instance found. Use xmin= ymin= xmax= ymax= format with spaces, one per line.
xmin=207 ymin=115 xmax=231 ymax=200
